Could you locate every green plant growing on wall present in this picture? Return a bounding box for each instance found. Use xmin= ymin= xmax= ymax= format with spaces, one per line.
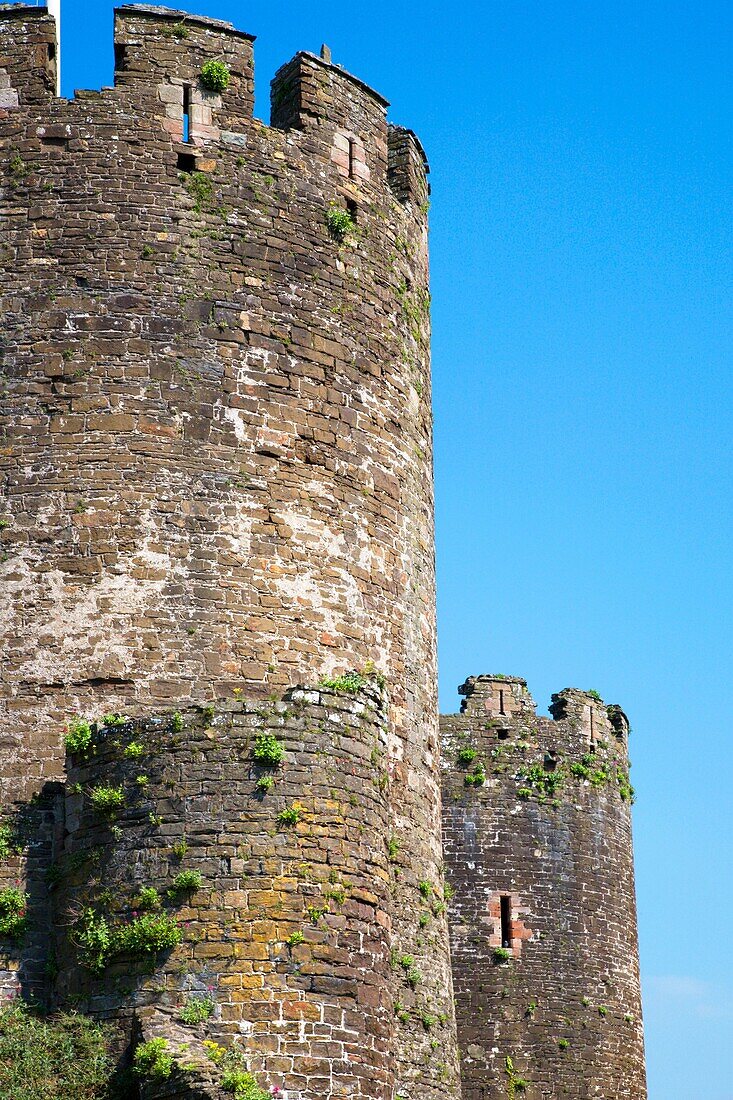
xmin=136 ymin=886 xmax=161 ymax=911
xmin=464 ymin=762 xmax=486 ymax=786
xmin=76 ymin=909 xmax=181 ymax=972
xmin=252 ymin=732 xmax=284 ymax=767
xmin=325 ymin=205 xmax=356 ymax=243
xmin=200 ymin=59 xmax=231 ymax=93
xmin=505 ymin=1055 xmax=528 ymax=1097
xmin=418 ymin=880 xmax=432 ymax=899
xmin=456 ymin=746 xmax=477 ymax=766
xmin=319 ymin=670 xmax=365 ymax=693
xmin=169 ymin=869 xmax=203 ymax=896
xmin=0 ymin=887 xmax=28 ymax=941
xmin=171 ymin=711 xmax=185 ymax=732
xmin=387 ymin=835 xmax=401 ymax=861
xmin=89 ymin=785 xmax=125 ymax=815
xmin=171 ymin=838 xmax=188 ymax=860
xmin=133 ymin=1038 xmax=175 ymax=1081
xmin=101 ymin=713 xmax=129 ymax=728
xmin=286 ymin=930 xmax=305 ymax=948
xmin=256 ymin=774 xmax=275 ymax=793
xmin=558 ymin=1038 xmax=570 ymax=1050
xmin=0 ymin=823 xmax=19 ymax=863
xmin=278 ymin=803 xmax=303 ymax=827
xmin=493 ymin=947 xmax=511 ymax=964
xmin=180 ymin=994 xmax=215 ymax=1025
xmin=64 ymin=718 xmax=93 ymax=756
xmin=123 ymin=740 xmax=144 ymax=759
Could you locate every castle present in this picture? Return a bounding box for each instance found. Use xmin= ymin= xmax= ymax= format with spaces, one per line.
xmin=0 ymin=5 xmax=647 ymax=1098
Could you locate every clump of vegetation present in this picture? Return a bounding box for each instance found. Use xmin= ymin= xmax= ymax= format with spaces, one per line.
xmin=136 ymin=886 xmax=161 ymax=911
xmin=133 ymin=1037 xmax=175 ymax=1081
xmin=278 ymin=803 xmax=303 ymax=827
xmin=0 ymin=823 xmax=19 ymax=863
xmin=286 ymin=930 xmax=305 ymax=948
xmin=464 ymin=762 xmax=486 ymax=786
xmin=387 ymin=835 xmax=401 ymax=861
xmin=200 ymin=59 xmax=231 ymax=93
xmin=456 ymin=746 xmax=477 ymax=766
xmin=252 ymin=731 xmax=284 ymax=767
xmin=0 ymin=887 xmax=28 ymax=941
xmin=505 ymin=1055 xmax=528 ymax=1097
xmin=418 ymin=880 xmax=432 ymax=899
xmin=182 ymin=170 xmax=214 ymax=214
xmin=101 ymin=713 xmax=128 ymax=728
xmin=64 ymin=719 xmax=92 ymax=756
xmin=180 ymin=994 xmax=215 ymax=1025
xmin=0 ymin=1001 xmax=115 ymax=1100
xmin=325 ymin=205 xmax=356 ymax=243
xmin=171 ymin=711 xmax=184 ymax=733
xmin=319 ymin=671 xmax=366 ymax=693
xmin=203 ymin=1042 xmax=270 ymax=1099
xmin=171 ymin=838 xmax=188 ymax=860
xmin=255 ymin=775 xmax=274 ymax=794
xmin=516 ymin=762 xmax=564 ymax=800
xmin=587 ymin=689 xmax=602 ymax=702
xmin=169 ymin=869 xmax=203 ymax=895
xmin=76 ymin=908 xmax=181 ymax=972
xmin=89 ymin=785 xmax=125 ymax=815
xmin=492 ymin=947 xmax=511 ymax=963
xmin=123 ymin=740 xmax=144 ymax=759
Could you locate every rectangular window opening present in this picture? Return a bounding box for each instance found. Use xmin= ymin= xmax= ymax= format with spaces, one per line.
xmin=177 ymin=151 xmax=197 ymax=173
xmin=499 ymin=688 xmax=506 ymax=716
xmin=348 ymin=138 xmax=357 ymax=180
xmin=183 ymin=85 xmax=192 ymax=144
xmin=48 ymin=42 xmax=56 ymax=62
xmin=114 ymin=43 xmax=128 ymax=73
xmin=497 ymin=728 xmax=509 ymax=740
xmin=346 ymin=197 xmax=358 ymax=222
xmin=500 ymin=895 xmax=512 ymax=949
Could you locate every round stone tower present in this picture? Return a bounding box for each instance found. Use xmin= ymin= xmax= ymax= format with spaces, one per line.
xmin=441 ymin=676 xmax=647 ymax=1099
xmin=0 ymin=6 xmax=460 ymax=1099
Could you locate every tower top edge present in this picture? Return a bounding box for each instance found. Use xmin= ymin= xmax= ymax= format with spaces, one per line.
xmin=115 ymin=4 xmax=255 ymax=41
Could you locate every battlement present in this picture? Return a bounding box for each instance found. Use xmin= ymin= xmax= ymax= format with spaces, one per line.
xmin=452 ymin=675 xmax=629 ymax=754
xmin=0 ymin=3 xmax=429 ymax=204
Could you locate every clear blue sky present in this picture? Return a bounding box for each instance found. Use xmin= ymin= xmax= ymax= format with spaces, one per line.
xmin=55 ymin=1 xmax=732 ymax=1095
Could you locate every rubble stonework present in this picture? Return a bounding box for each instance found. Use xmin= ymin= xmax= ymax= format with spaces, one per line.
xmin=0 ymin=5 xmax=647 ymax=1099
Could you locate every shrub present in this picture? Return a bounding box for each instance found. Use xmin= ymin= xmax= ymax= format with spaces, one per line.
xmin=180 ymin=994 xmax=215 ymax=1025
xmin=76 ymin=909 xmax=112 ymax=973
xmin=114 ymin=912 xmax=182 ymax=957
xmin=221 ymin=1069 xmax=270 ymax=1099
xmin=89 ymin=785 xmax=124 ymax=814
xmin=64 ymin=719 xmax=92 ymax=756
xmin=169 ymin=869 xmax=203 ymax=895
xmin=252 ymin=732 xmax=284 ymax=767
xmin=0 ymin=1001 xmax=115 ymax=1100
xmin=133 ymin=1037 xmax=175 ymax=1080
xmin=325 ymin=205 xmax=355 ymax=243
xmin=200 ymin=59 xmax=231 ymax=93
xmin=0 ymin=887 xmax=28 ymax=941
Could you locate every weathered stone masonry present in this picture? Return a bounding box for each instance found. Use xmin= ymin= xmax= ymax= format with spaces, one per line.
xmin=442 ymin=677 xmax=647 ymax=1099
xmin=0 ymin=5 xmax=647 ymax=1098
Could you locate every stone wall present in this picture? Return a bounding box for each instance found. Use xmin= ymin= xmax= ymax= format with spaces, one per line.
xmin=0 ymin=6 xmax=458 ymax=1099
xmin=442 ymin=676 xmax=647 ymax=1100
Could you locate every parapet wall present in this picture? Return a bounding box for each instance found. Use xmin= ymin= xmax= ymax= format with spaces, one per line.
xmin=441 ymin=676 xmax=646 ymax=1100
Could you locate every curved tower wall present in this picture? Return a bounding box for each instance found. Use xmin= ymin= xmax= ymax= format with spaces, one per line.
xmin=0 ymin=6 xmax=460 ymax=1099
xmin=441 ymin=676 xmax=647 ymax=1100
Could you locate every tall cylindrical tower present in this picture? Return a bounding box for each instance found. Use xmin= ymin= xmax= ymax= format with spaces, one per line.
xmin=442 ymin=676 xmax=647 ymax=1099
xmin=0 ymin=6 xmax=460 ymax=1099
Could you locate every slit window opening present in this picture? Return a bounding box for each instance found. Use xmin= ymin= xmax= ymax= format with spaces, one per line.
xmin=500 ymin=895 xmax=512 ymax=949
xmin=348 ymin=138 xmax=357 ymax=179
xmin=183 ymin=85 xmax=192 ymax=143
xmin=499 ymin=689 xmax=506 ymax=716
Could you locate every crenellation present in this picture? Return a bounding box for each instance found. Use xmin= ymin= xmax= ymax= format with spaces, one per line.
xmin=0 ymin=6 xmax=57 ymax=110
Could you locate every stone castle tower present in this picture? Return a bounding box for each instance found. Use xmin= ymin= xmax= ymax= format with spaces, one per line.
xmin=0 ymin=5 xmax=646 ymax=1098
